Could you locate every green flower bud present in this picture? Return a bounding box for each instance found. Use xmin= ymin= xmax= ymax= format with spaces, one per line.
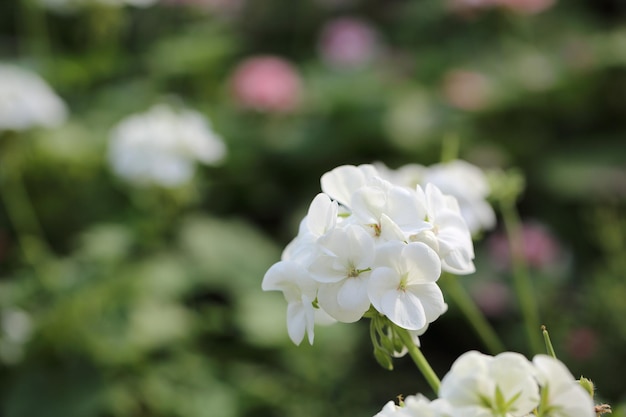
xmin=578 ymin=376 xmax=595 ymax=399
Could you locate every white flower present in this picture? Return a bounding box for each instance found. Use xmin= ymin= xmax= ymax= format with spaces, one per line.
xmin=439 ymin=351 xmax=540 ymax=417
xmin=320 ymin=163 xmax=380 ymax=207
xmin=261 ymin=261 xmax=318 ymax=345
xmin=108 ymin=104 xmax=226 ymax=187
xmin=412 ymin=183 xmax=475 ymax=275
xmin=350 ymin=177 xmax=431 ymax=242
xmin=532 ymin=355 xmax=594 ymax=417
xmin=0 ymin=64 xmax=67 ymax=131
xmin=421 ymin=160 xmax=496 ymax=234
xmin=373 ymin=395 xmax=455 ymax=417
xmin=309 ymin=224 xmax=375 ymax=322
xmin=368 ymin=241 xmax=445 ymax=330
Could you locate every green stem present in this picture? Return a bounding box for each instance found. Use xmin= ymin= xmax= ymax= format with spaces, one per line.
xmin=0 ymin=162 xmax=51 ymax=266
xmin=541 ymin=325 xmax=557 ymax=359
xmin=17 ymin=0 xmax=51 ymax=61
xmin=395 ymin=326 xmax=441 ymax=394
xmin=440 ymin=273 xmax=506 ymax=355
xmin=500 ymin=200 xmax=543 ymax=355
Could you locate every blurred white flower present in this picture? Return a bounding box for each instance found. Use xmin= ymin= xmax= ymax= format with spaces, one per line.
xmin=532 ymin=355 xmax=595 ymax=417
xmin=439 ymin=351 xmax=540 ymax=416
xmin=421 ymin=160 xmax=496 ymax=234
xmin=0 ymin=64 xmax=67 ymax=132
xmin=108 ymin=104 xmax=226 ymax=187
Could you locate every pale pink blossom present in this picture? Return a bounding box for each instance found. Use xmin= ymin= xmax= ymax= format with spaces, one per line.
xmin=565 ymin=327 xmax=598 ymax=361
xmin=442 ymin=69 xmax=491 ymax=111
xmin=230 ymin=55 xmax=302 ymax=113
xmin=470 ymin=280 xmax=512 ymax=317
xmin=488 ymin=221 xmax=562 ymax=270
xmin=318 ymin=17 xmax=381 ymax=69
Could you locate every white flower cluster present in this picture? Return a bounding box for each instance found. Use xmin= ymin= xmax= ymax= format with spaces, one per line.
xmin=375 ymin=351 xmax=595 ymax=417
xmin=262 ymin=163 xmax=479 ymax=345
xmin=0 ymin=64 xmax=67 ymax=132
xmin=108 ymin=104 xmax=226 ymax=187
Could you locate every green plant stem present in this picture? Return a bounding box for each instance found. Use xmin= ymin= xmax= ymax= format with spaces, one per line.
xmin=500 ymin=200 xmax=543 ymax=355
xmin=440 ymin=273 xmax=505 ymax=355
xmin=0 ymin=164 xmax=51 ymax=266
xmin=395 ymin=326 xmax=441 ymax=394
xmin=18 ymin=0 xmax=51 ymax=60
xmin=541 ymin=325 xmax=557 ymax=359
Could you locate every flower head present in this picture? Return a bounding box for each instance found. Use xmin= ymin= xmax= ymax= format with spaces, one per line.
xmin=108 ymin=104 xmax=226 ymax=187
xmin=0 ymin=64 xmax=67 ymax=132
xmin=317 ymin=17 xmax=381 ymax=69
xmin=230 ymin=55 xmax=302 ymax=113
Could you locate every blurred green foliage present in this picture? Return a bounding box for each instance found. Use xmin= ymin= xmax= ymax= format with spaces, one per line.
xmin=1 ymin=0 xmax=626 ymax=415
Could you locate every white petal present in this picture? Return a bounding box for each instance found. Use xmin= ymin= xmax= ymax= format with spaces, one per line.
xmin=380 ymin=289 xmax=427 ymax=330
xmin=406 ymin=283 xmax=446 ymax=323
xmin=403 ymin=242 xmax=442 ymax=284
xmin=306 ymin=193 xmax=338 ymax=237
xmin=320 ymin=164 xmax=378 ymax=207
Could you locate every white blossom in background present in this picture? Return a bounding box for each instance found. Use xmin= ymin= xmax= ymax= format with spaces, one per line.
xmin=376 ymin=160 xmax=496 ymax=235
xmin=421 ymin=160 xmax=496 ymax=234
xmin=371 ymin=352 xmax=595 ymax=417
xmin=262 ymin=163 xmax=475 ymax=345
xmin=0 ymin=64 xmax=67 ymax=132
xmin=108 ymin=104 xmax=226 ymax=187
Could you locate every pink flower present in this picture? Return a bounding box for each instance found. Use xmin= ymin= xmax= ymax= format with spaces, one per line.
xmin=470 ymin=280 xmax=513 ymax=318
xmin=230 ymin=55 xmax=302 ymax=113
xmin=488 ymin=221 xmax=562 ymax=270
xmin=317 ymin=17 xmax=381 ymax=69
xmin=565 ymin=327 xmax=598 ymax=361
xmin=442 ymin=69 xmax=491 ymax=111
xmin=448 ymin=0 xmax=555 ymax=15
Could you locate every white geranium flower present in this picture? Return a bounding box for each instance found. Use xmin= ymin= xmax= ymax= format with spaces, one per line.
xmin=309 ymin=224 xmax=375 ymax=322
xmin=368 ymin=241 xmax=445 ymax=330
xmin=439 ymin=351 xmax=540 ymax=417
xmin=351 ymin=177 xmax=431 ymax=242
xmin=108 ymin=104 xmax=226 ymax=187
xmin=412 ymin=183 xmax=475 ymax=275
xmin=0 ymin=64 xmax=67 ymax=131
xmin=320 ymin=163 xmax=380 ymax=207
xmin=373 ymin=395 xmax=455 ymax=417
xmin=262 ymin=261 xmax=318 ymax=345
xmin=422 ymin=160 xmax=495 ymax=234
xmin=532 ymin=355 xmax=594 ymax=417
xmin=282 ymin=193 xmax=338 ymax=264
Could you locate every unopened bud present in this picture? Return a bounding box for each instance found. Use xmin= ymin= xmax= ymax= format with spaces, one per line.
xmin=578 ymin=376 xmax=595 ymax=399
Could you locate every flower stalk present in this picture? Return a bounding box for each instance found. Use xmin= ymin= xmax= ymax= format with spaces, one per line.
xmin=500 ymin=199 xmax=543 ymax=355
xmin=440 ymin=272 xmax=505 ymax=355
xmin=395 ymin=325 xmax=441 ymax=395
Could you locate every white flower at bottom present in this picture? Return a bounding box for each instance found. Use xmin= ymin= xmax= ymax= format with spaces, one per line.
xmin=532 ymin=355 xmax=594 ymax=417
xmin=368 ymin=241 xmax=445 ymax=330
xmin=439 ymin=351 xmax=540 ymax=417
xmin=262 ymin=261 xmax=318 ymax=345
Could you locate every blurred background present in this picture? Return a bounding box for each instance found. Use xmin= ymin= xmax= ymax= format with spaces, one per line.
xmin=1 ymin=0 xmax=626 ymax=415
